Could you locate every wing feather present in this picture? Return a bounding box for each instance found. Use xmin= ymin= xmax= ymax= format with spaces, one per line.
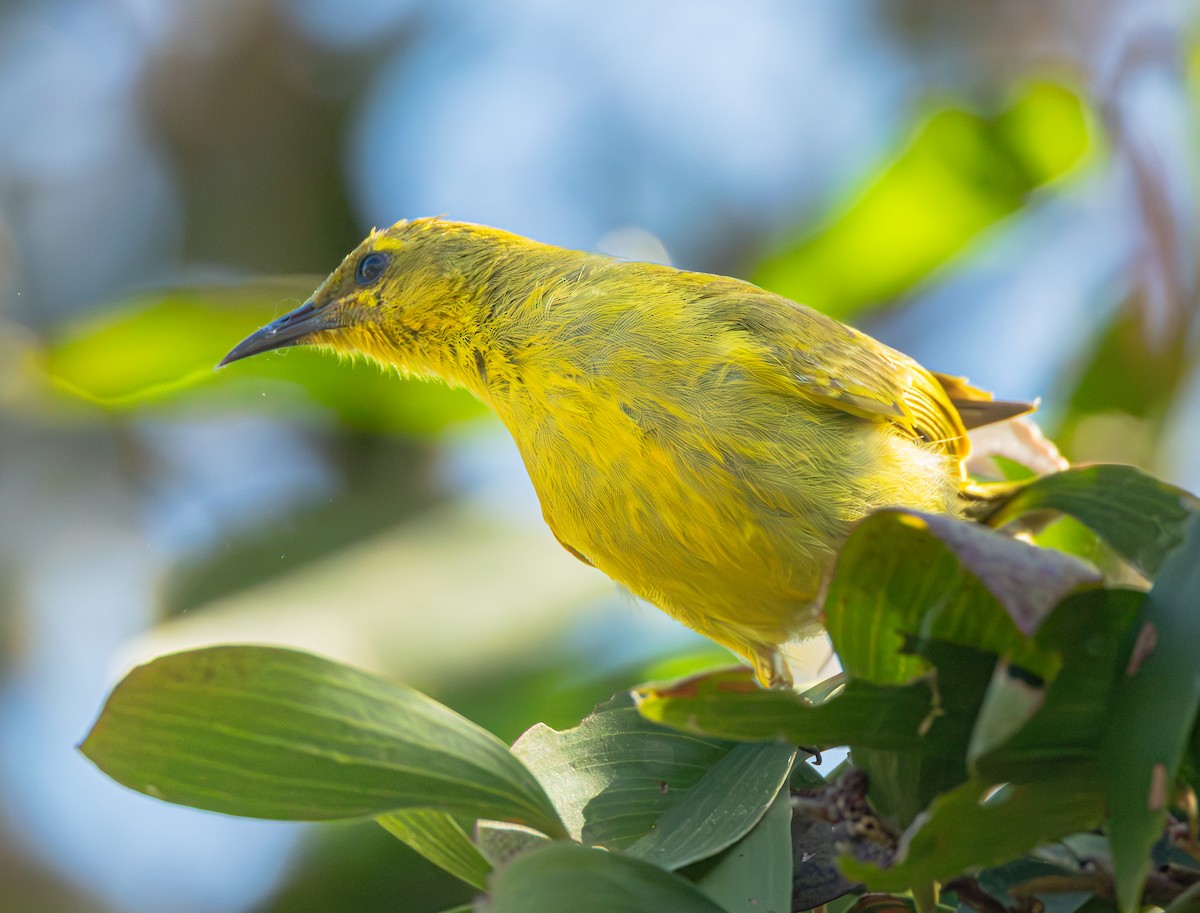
xmin=704 ymin=279 xmax=972 ymax=458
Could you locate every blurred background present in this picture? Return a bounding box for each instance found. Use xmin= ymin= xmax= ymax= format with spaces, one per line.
xmin=1 ymin=0 xmax=1197 ymax=910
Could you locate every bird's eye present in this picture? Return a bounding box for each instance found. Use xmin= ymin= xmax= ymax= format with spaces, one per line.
xmin=355 ymin=251 xmax=389 ymax=286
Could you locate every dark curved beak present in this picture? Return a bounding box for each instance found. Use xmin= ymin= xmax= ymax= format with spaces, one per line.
xmin=218 ymin=300 xmax=338 ymax=367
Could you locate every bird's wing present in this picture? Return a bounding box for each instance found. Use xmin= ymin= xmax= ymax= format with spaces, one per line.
xmin=712 ymin=281 xmax=972 ymax=457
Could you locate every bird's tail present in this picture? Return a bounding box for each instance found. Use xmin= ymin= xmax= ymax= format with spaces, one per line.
xmin=935 ymin=369 xmax=1068 ymax=505
xmin=933 ymin=372 xmax=1037 ymax=430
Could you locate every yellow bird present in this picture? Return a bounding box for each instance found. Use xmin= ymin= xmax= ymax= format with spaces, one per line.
xmin=221 ymin=218 xmax=1031 ymax=687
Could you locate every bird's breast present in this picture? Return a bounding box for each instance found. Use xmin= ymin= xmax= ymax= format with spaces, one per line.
xmin=497 ymin=374 xmax=858 ymax=641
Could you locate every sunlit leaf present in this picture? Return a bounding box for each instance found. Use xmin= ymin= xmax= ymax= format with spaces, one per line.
xmin=43 ymin=280 xmax=317 ymax=404
xmin=81 ymin=646 xmax=566 ymax=837
xmin=1102 ymin=515 xmax=1200 ymax=913
xmin=639 ymin=640 xmax=996 ymax=830
xmin=377 ymin=810 xmax=491 ymax=890
xmin=984 ymin=465 xmax=1199 ymax=578
xmin=37 ymin=283 xmax=484 ymax=433
xmin=636 ymin=667 xmax=976 ymax=754
xmin=482 ymin=843 xmax=728 ymax=913
xmin=825 ymin=509 xmax=1096 ymax=685
xmin=754 ymin=82 xmax=1092 ymax=319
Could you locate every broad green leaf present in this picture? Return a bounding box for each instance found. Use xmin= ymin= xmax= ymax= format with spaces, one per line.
xmin=824 ymin=509 xmax=1096 ymax=684
xmin=38 ymin=284 xmax=484 ymax=432
xmin=688 ymin=782 xmax=794 ymax=913
xmin=971 ymin=588 xmax=1143 ymax=782
xmin=754 ymin=82 xmax=1091 ymax=320
xmin=512 ymin=694 xmax=792 ymax=863
xmin=625 ymin=742 xmax=796 ymax=870
xmin=822 ymin=508 xmax=1088 ymax=825
xmin=483 ymin=843 xmax=728 ymax=913
xmin=513 ymin=696 xmax=727 ymax=848
xmin=81 ymin=646 xmax=565 ymax=837
xmin=636 ymin=667 xmax=978 ymax=754
xmin=1102 ymin=514 xmax=1200 ymax=913
xmin=377 ymin=810 xmax=491 ymax=890
xmin=42 ymin=279 xmax=317 ymax=405
xmin=984 ymin=465 xmax=1200 ymax=578
xmin=640 ymin=641 xmax=996 ymax=829
xmin=850 ymin=639 xmax=997 ymax=828
xmin=840 ymin=778 xmax=1103 ymax=892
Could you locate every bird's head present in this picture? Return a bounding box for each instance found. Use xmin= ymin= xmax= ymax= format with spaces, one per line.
xmin=219 ymin=218 xmax=506 ymax=381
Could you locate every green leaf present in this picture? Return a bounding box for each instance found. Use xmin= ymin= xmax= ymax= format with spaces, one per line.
xmin=824 ymin=509 xmax=1096 ymax=685
xmin=41 ymin=279 xmax=317 ymax=405
xmin=511 ymin=695 xmax=719 ymax=847
xmin=688 ymin=781 xmax=794 ymax=913
xmin=639 ymin=641 xmax=996 ymax=829
xmin=483 ymin=843 xmax=728 ymax=913
xmin=636 ymin=667 xmax=977 ymax=754
xmin=625 ymin=742 xmax=795 ymax=870
xmin=513 ymin=694 xmax=793 ymax=866
xmin=377 ymin=810 xmax=491 ymax=890
xmin=971 ymin=588 xmax=1143 ymax=783
xmin=80 ymin=646 xmax=566 ymax=837
xmin=1102 ymin=514 xmax=1200 ymax=913
xmin=984 ymin=465 xmax=1200 ymax=578
xmin=840 ymin=778 xmax=1103 ymax=892
xmin=817 ymin=506 xmax=1094 ymax=824
xmin=753 ymin=82 xmax=1091 ymax=320
xmin=851 ymin=639 xmax=998 ymax=828
xmin=38 ymin=284 xmax=484 ymax=433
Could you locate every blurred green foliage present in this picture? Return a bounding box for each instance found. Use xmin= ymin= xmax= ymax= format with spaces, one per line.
xmin=5 ymin=5 xmax=1197 ymax=911
xmin=754 ymin=82 xmax=1092 ymax=319
xmin=37 ymin=282 xmax=485 ymax=433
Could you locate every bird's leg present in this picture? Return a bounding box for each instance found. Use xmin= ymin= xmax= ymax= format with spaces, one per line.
xmin=750 ymin=643 xmax=793 ymax=690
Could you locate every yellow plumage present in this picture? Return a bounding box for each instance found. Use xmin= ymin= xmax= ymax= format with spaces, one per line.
xmin=221 ymin=218 xmax=1030 ymax=687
